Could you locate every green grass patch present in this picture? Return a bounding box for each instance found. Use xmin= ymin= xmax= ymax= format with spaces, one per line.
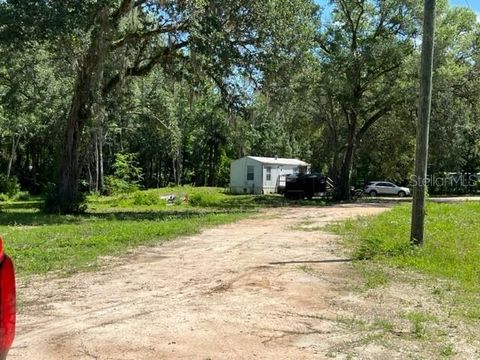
xmin=0 ymin=187 xmax=328 ymax=277
xmin=0 ymin=188 xmax=255 ymax=276
xmin=335 ymin=315 xmax=367 ymax=330
xmin=88 ymin=186 xmax=326 ymax=211
xmin=405 ymin=311 xmax=437 ymax=339
xmin=4 ymin=211 xmax=247 ymax=276
xmin=355 ymin=263 xmax=390 ymax=289
xmin=372 ymin=318 xmax=395 ymax=333
xmin=440 ymin=344 xmax=455 ymax=357
xmin=332 ymin=201 xmax=480 ymax=318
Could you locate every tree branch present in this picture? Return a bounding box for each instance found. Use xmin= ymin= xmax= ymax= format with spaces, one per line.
xmin=103 ymin=40 xmax=188 ymax=95
xmin=360 ymin=62 xmax=402 ymax=91
xmin=111 ymin=0 xmax=136 ymax=26
xmin=111 ymin=22 xmax=189 ymax=50
xmin=356 ymin=106 xmax=392 ymax=142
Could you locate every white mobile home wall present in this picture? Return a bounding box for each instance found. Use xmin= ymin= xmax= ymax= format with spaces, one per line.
xmin=230 ymin=157 xmax=306 ymax=194
xmin=230 ymin=157 xmax=263 ymax=194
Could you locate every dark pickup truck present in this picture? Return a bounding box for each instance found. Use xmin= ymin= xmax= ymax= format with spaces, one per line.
xmin=284 ymin=173 xmax=333 ymax=199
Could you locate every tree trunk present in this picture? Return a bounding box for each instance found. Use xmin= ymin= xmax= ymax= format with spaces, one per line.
xmin=172 ymin=158 xmax=177 ymax=186
xmin=97 ymin=125 xmax=105 ymax=192
xmin=337 ymin=137 xmax=355 ymax=201
xmin=207 ymin=143 xmax=214 ymax=186
xmin=156 ymin=156 xmax=161 ymax=188
xmin=330 ymin=149 xmax=341 ymax=180
xmin=6 ymin=136 xmax=19 ymax=179
xmin=335 ymin=114 xmax=357 ymax=201
xmin=93 ymin=131 xmax=100 ymax=191
xmin=50 ymin=8 xmax=110 ymax=213
xmin=87 ymin=162 xmax=93 ymax=192
xmin=175 ymin=148 xmax=182 ymax=186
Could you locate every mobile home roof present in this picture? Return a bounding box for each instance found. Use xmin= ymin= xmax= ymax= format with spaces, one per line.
xmin=247 ymin=156 xmax=310 ymax=166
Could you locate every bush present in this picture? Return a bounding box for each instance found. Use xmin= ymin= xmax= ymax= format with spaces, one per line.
xmin=104 ymin=153 xmax=143 ymax=194
xmin=0 ymin=175 xmax=20 ymax=197
xmin=189 ymin=191 xmax=223 ymax=207
xmin=43 ymin=183 xmax=87 ymax=214
xmin=0 ymin=193 xmax=9 ymax=202
xmin=104 ymin=176 xmax=139 ymax=195
xmin=174 ymin=196 xmax=184 ymax=206
xmin=14 ymin=191 xmax=31 ymax=201
xmin=131 ymin=191 xmax=167 ymax=206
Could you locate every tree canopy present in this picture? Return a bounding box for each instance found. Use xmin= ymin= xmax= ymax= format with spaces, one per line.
xmin=0 ymin=0 xmax=479 ymax=209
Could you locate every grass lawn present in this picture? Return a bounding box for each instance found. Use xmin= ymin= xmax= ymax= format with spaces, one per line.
xmin=0 ymin=187 xmax=325 ymax=277
xmin=333 ymin=201 xmax=480 ymax=318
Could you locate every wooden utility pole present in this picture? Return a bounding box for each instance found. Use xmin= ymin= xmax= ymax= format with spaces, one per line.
xmin=411 ymin=0 xmax=436 ymax=246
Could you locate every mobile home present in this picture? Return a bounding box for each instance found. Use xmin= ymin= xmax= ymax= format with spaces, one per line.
xmin=230 ymin=156 xmax=310 ymax=194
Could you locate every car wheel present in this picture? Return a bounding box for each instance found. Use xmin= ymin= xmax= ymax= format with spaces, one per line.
xmin=369 ymin=190 xmax=378 ymax=197
xmin=398 ymin=191 xmax=406 ymax=197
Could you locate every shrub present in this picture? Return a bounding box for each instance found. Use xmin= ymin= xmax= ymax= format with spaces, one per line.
xmin=104 ymin=176 xmax=139 ymax=195
xmin=0 ymin=175 xmax=20 ymax=197
xmin=174 ymin=195 xmax=184 ymax=206
xmin=189 ymin=192 xmax=223 ymax=207
xmin=43 ymin=183 xmax=87 ymax=214
xmin=104 ymin=153 xmax=143 ymax=194
xmin=131 ymin=191 xmax=167 ymax=206
xmin=15 ymin=191 xmax=31 ymax=201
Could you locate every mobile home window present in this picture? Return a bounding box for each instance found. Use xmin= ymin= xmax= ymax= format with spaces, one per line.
xmin=266 ymin=166 xmax=271 ymax=181
xmin=247 ymin=165 xmax=254 ymax=180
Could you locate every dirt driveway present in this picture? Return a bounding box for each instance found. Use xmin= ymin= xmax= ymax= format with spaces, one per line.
xmin=8 ymin=203 xmax=451 ymax=359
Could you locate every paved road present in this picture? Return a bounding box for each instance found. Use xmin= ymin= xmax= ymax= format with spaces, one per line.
xmin=361 ymin=195 xmax=480 ymax=203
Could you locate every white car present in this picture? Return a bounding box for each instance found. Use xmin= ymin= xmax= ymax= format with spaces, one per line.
xmin=364 ymin=181 xmax=411 ymax=197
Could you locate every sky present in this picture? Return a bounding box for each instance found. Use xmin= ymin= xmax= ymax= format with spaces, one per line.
xmin=450 ymin=0 xmax=480 ymax=13
xmin=315 ymin=0 xmax=480 ymax=22
xmin=450 ymin=0 xmax=480 ymax=21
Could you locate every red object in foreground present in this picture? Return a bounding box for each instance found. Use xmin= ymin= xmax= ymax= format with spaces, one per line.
xmin=0 ymin=236 xmax=15 ymax=360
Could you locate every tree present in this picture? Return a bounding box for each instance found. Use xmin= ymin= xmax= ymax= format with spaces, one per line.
xmin=1 ymin=0 xmax=479 ymax=201
xmin=316 ymin=0 xmax=417 ymax=199
xmin=428 ymin=6 xmax=480 ymax=177
xmin=1 ymin=0 xmax=318 ymax=212
xmin=0 ymin=44 xmax=70 ymax=186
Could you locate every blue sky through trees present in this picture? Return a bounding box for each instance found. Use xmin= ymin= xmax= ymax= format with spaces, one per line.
xmin=450 ymin=0 xmax=479 ymax=13
xmin=315 ymin=0 xmax=480 ymax=21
